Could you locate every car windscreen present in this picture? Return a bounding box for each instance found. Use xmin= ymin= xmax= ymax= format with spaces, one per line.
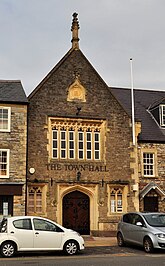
xmin=143 ymin=214 xmax=165 ymax=227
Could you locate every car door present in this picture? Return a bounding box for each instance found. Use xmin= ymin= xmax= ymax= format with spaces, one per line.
xmin=121 ymin=213 xmax=134 ymax=242
xmin=10 ymin=218 xmax=34 ymax=250
xmin=130 ymin=214 xmax=147 ymax=245
xmin=32 ymin=218 xmax=63 ymax=250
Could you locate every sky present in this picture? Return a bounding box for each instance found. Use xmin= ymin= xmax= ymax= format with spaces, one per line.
xmin=0 ymin=0 xmax=165 ymax=96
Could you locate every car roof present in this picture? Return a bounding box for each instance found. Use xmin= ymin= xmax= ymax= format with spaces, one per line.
xmin=3 ymin=216 xmax=51 ymax=221
xmin=123 ymin=212 xmax=165 ymax=216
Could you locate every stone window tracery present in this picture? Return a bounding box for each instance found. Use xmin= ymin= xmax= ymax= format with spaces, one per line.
xmin=110 ymin=188 xmax=123 ymax=213
xmin=50 ymin=118 xmax=104 ymax=161
xmin=28 ymin=186 xmax=43 ymax=214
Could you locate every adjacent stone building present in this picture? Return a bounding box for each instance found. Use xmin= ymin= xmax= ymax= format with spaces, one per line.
xmin=27 ymin=13 xmax=165 ymax=236
xmin=112 ymin=88 xmax=165 ymax=213
xmin=0 ymin=80 xmax=28 ymax=217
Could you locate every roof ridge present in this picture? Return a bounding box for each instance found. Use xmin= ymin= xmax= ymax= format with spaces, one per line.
xmin=110 ymin=86 xmax=165 ymax=93
xmin=0 ymin=80 xmax=21 ymax=83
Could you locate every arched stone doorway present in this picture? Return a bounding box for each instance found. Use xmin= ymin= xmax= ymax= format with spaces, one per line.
xmin=62 ymin=190 xmax=90 ymax=235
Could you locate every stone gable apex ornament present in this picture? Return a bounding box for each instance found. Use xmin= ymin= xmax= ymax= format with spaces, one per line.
xmin=71 ymin=12 xmax=80 ymax=50
xmin=67 ymin=76 xmax=86 ymax=102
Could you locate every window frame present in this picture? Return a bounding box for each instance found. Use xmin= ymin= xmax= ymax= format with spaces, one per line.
xmin=52 ymin=129 xmax=58 ymax=159
xmin=0 ymin=149 xmax=10 ymax=178
xmin=107 ymin=185 xmax=128 ymax=215
xmin=60 ymin=130 xmax=67 ymax=159
xmin=50 ymin=118 xmax=104 ymax=161
xmin=51 ymin=127 xmax=102 ymax=161
xmin=68 ymin=130 xmax=75 ymax=159
xmin=141 ymin=149 xmax=157 ymax=178
xmin=28 ymin=185 xmax=46 ymax=215
xmin=86 ymin=131 xmax=92 ymax=160
xmin=78 ymin=130 xmax=84 ymax=160
xmin=160 ymin=104 xmax=165 ymax=126
xmin=0 ymin=107 xmax=11 ymax=132
xmin=94 ymin=132 xmax=100 ymax=160
xmin=110 ymin=188 xmax=123 ymax=213
xmin=13 ymin=219 xmax=32 ymax=230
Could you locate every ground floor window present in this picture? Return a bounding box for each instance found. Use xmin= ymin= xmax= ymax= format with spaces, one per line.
xmin=28 ymin=185 xmax=46 ymax=215
xmin=0 ymin=195 xmax=13 ymax=216
xmin=110 ymin=188 xmax=123 ymax=213
xmin=107 ymin=185 xmax=128 ymax=215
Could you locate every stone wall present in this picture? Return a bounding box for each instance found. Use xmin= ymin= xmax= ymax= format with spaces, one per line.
xmin=0 ymin=103 xmax=27 ymax=215
xmin=27 ymin=49 xmax=136 ymax=234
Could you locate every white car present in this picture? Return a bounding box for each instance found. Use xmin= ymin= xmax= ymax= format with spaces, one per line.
xmin=0 ymin=216 xmax=85 ymax=257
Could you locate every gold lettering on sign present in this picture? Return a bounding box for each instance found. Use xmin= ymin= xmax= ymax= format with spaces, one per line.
xmin=46 ymin=163 xmax=108 ymax=172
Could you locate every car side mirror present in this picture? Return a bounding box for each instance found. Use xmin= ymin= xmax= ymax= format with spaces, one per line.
xmin=136 ymin=222 xmax=143 ymax=226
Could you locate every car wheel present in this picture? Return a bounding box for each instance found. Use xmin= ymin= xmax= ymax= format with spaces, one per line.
xmin=117 ymin=232 xmax=125 ymax=247
xmin=143 ymin=237 xmax=154 ymax=253
xmin=64 ymin=240 xmax=79 ymax=255
xmin=0 ymin=241 xmax=17 ymax=257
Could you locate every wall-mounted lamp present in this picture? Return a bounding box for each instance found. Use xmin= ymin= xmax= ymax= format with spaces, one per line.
xmin=76 ymin=107 xmax=81 ymax=116
xmin=101 ymin=179 xmax=104 ymax=187
xmin=50 ymin=178 xmax=53 ymax=186
xmin=77 ymin=171 xmax=81 ymax=181
xmin=29 ymin=168 xmax=35 ymax=175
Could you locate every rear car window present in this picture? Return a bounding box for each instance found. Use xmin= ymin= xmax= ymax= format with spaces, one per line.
xmin=13 ymin=219 xmax=32 ymax=230
xmin=123 ymin=214 xmax=132 ymax=224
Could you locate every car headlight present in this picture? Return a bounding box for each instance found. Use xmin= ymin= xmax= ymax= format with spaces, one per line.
xmin=155 ymin=233 xmax=165 ymax=239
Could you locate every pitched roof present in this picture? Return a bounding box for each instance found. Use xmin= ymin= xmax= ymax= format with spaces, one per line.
xmin=110 ymin=87 xmax=165 ymax=142
xmin=28 ymin=48 xmax=109 ymax=100
xmin=0 ymin=80 xmax=28 ymax=104
xmin=139 ymin=182 xmax=165 ymax=200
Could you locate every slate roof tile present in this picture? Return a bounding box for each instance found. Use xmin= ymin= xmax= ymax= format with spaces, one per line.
xmin=0 ymin=80 xmax=28 ymax=104
xmin=110 ymin=87 xmax=165 ymax=142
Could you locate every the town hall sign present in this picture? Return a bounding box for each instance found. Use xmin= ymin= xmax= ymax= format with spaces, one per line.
xmin=47 ymin=163 xmax=108 ymax=172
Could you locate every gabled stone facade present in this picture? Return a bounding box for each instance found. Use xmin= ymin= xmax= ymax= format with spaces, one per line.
xmin=27 ymin=14 xmax=140 ymax=236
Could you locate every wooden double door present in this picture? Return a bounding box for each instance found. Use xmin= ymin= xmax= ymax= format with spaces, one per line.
xmin=144 ymin=196 xmax=158 ymax=212
xmin=63 ymin=190 xmax=90 ymax=235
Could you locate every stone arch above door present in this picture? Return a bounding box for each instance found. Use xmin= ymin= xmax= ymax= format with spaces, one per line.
xmin=139 ymin=182 xmax=165 ymax=212
xmin=56 ymin=184 xmax=99 ymax=233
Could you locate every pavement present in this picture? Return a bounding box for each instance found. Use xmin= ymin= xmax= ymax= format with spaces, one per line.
xmin=83 ymin=236 xmax=117 ymax=247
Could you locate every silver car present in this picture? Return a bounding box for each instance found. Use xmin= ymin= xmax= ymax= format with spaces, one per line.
xmin=117 ymin=212 xmax=165 ymax=253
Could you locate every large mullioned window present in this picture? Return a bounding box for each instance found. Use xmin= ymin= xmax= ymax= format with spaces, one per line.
xmin=51 ymin=119 xmax=102 ymax=161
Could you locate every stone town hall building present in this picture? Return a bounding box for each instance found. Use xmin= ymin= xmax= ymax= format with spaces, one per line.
xmin=1 ymin=14 xmax=165 ymax=236
xmin=26 ymin=13 xmax=165 ymax=235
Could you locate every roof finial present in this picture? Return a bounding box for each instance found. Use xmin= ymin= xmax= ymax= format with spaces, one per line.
xmin=71 ymin=13 xmax=80 ymax=50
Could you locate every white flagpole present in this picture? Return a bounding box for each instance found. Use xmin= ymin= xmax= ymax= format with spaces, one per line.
xmin=130 ymin=58 xmax=135 ymax=146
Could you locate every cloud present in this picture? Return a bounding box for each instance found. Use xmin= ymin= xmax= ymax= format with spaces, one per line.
xmin=0 ymin=0 xmax=165 ymax=95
